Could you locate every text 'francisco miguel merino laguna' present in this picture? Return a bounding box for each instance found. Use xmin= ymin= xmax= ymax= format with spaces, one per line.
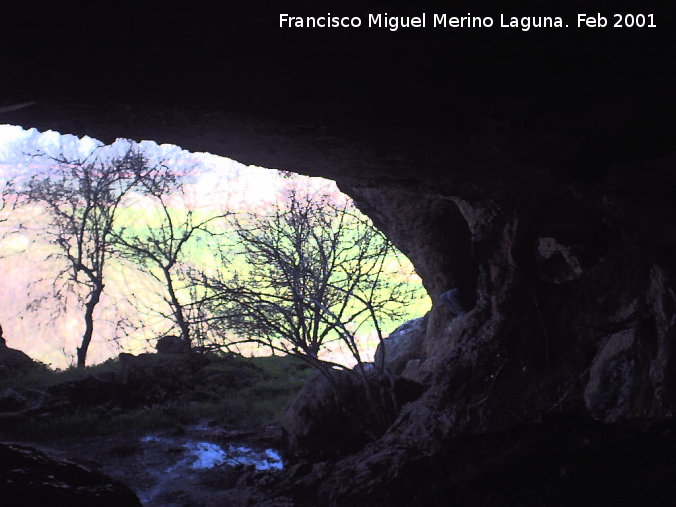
xmin=279 ymin=13 xmax=657 ymax=31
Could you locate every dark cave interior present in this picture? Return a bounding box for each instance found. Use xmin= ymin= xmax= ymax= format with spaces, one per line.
xmin=2 ymin=0 xmax=676 ymax=505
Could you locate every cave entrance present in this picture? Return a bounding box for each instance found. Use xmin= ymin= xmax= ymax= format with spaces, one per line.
xmin=0 ymin=125 xmax=430 ymax=370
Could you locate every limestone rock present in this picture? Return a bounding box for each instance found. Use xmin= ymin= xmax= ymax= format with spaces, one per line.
xmin=0 ymin=443 xmax=141 ymax=506
xmin=374 ymin=316 xmax=428 ymax=378
xmin=272 ymin=416 xmax=676 ymax=506
xmin=281 ymin=371 xmax=373 ymax=461
xmin=281 ymin=370 xmax=402 ymax=461
xmin=535 ymin=237 xmax=584 ymax=283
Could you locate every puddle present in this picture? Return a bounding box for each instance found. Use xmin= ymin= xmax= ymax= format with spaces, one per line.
xmin=184 ymin=441 xmax=283 ymax=471
xmin=186 ymin=441 xmax=227 ymax=468
xmin=136 ymin=433 xmax=284 ymax=505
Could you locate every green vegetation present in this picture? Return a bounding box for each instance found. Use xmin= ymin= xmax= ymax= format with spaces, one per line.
xmin=0 ymin=352 xmax=314 ymax=440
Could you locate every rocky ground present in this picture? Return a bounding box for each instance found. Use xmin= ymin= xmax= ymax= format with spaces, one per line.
xmin=5 ymin=319 xmax=676 ymax=506
xmin=0 ymin=345 xmax=312 ymax=505
xmin=13 ymin=422 xmax=288 ymax=506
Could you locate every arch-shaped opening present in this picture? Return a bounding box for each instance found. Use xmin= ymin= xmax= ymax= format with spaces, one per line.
xmin=0 ymin=125 xmax=432 ymax=370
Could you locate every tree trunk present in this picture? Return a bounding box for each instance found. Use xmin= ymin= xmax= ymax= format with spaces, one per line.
xmin=76 ymin=284 xmax=104 ymax=368
xmin=164 ymin=268 xmax=190 ymax=346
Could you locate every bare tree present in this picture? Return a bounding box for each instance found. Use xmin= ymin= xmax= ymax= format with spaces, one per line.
xmin=24 ymin=144 xmax=160 ymax=367
xmin=198 ymin=187 xmax=420 ymax=384
xmin=113 ymin=174 xmax=228 ymax=348
xmin=0 ymin=179 xmax=17 ymax=257
xmin=0 ymin=180 xmax=18 ymax=336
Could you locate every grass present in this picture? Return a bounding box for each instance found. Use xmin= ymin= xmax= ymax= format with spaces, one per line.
xmin=0 ymin=352 xmax=314 ymax=440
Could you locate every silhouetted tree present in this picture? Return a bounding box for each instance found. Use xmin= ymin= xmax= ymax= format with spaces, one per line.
xmin=198 ymin=187 xmax=419 ymax=383
xmin=24 ymin=144 xmax=159 ymax=367
xmin=0 ymin=179 xmax=17 ymax=256
xmin=0 ymin=182 xmax=15 ymax=339
xmin=113 ymin=173 xmax=228 ymax=348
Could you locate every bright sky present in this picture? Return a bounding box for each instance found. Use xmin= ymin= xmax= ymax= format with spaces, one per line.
xmin=0 ymin=124 xmax=320 ymax=208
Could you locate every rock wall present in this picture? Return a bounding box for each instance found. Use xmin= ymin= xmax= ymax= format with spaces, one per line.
xmin=0 ymin=443 xmax=141 ymax=506
xmin=347 ymin=172 xmax=676 ymax=434
xmin=270 ymin=169 xmax=676 ymax=504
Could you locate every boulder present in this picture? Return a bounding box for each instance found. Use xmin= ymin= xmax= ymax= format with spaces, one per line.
xmin=0 ymin=327 xmax=38 ymax=378
xmin=0 ymin=388 xmax=29 ymax=412
xmin=0 ymin=348 xmax=37 ymax=377
xmin=0 ymin=387 xmax=69 ymax=431
xmin=374 ymin=316 xmax=428 ymax=378
xmin=0 ymin=443 xmax=141 ymax=506
xmin=281 ymin=370 xmax=394 ymax=461
xmin=155 ymin=335 xmax=191 ymax=354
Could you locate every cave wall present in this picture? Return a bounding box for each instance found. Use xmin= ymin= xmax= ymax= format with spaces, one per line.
xmin=2 ymin=0 xmax=676 ymax=489
xmin=342 ymin=167 xmax=676 ymax=431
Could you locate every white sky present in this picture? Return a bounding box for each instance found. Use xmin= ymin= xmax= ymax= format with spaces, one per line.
xmin=0 ymin=124 xmax=339 ymax=209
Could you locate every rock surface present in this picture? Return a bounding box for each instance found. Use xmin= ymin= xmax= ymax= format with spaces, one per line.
xmin=270 ymin=416 xmax=676 ymax=506
xmin=0 ymin=328 xmax=39 ymax=377
xmin=0 ymin=387 xmax=67 ymax=430
xmin=0 ymin=443 xmax=141 ymax=506
xmin=281 ymin=371 xmax=392 ymax=461
xmin=374 ymin=316 xmax=428 ymax=380
xmin=155 ymin=335 xmax=191 ymax=354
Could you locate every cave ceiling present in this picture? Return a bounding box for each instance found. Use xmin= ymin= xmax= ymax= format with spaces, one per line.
xmin=1 ymin=0 xmax=672 ymax=190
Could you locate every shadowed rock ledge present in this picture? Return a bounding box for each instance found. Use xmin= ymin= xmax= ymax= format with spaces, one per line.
xmin=0 ymin=443 xmax=141 ymax=506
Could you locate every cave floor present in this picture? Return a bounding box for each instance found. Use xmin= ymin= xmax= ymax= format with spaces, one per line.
xmin=11 ymin=421 xmax=286 ymax=506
